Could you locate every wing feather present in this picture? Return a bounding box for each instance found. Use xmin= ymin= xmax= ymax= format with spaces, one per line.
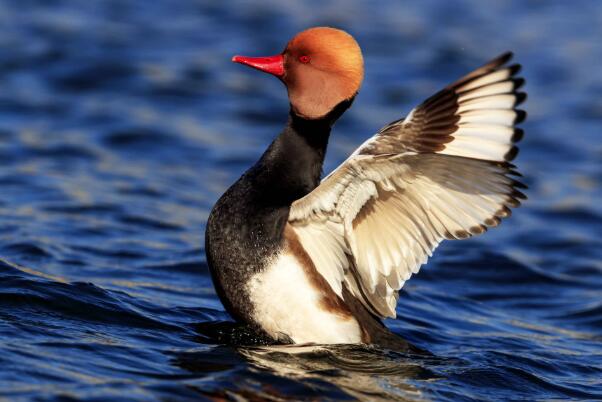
xmin=288 ymin=52 xmax=527 ymax=318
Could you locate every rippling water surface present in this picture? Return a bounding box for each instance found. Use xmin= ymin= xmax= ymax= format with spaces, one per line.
xmin=0 ymin=1 xmax=600 ymax=400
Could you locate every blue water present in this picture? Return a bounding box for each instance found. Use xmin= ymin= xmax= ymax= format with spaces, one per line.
xmin=0 ymin=0 xmax=600 ymax=400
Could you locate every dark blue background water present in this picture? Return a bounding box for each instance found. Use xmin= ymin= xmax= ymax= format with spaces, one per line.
xmin=0 ymin=0 xmax=600 ymax=400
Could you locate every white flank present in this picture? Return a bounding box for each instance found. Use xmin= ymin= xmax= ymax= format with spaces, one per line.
xmin=246 ymin=253 xmax=362 ymax=344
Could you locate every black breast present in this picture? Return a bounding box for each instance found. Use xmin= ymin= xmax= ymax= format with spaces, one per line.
xmin=205 ymin=100 xmax=353 ymax=326
xmin=205 ymin=175 xmax=289 ymax=323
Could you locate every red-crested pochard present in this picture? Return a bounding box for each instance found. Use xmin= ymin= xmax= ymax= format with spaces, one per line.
xmin=205 ymin=27 xmax=526 ymax=347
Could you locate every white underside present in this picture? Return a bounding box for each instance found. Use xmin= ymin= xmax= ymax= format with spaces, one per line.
xmin=246 ymin=253 xmax=362 ymax=344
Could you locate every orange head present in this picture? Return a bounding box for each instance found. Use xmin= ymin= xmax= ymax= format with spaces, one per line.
xmin=232 ymin=27 xmax=364 ymax=119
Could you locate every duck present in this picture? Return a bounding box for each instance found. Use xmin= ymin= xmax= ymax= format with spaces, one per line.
xmin=205 ymin=27 xmax=526 ymax=347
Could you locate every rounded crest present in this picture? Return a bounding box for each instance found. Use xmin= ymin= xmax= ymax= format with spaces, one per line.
xmin=283 ymin=27 xmax=364 ymax=119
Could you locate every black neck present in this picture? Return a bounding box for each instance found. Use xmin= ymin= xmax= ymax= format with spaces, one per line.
xmin=249 ymin=97 xmax=355 ymax=207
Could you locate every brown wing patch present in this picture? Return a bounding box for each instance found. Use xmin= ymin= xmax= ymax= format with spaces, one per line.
xmin=284 ymin=224 xmax=353 ymax=319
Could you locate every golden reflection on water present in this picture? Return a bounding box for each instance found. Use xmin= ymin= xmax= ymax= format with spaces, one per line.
xmin=239 ymin=344 xmax=431 ymax=401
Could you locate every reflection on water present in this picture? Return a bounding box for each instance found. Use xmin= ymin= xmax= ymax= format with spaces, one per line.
xmin=240 ymin=345 xmax=433 ymax=401
xmin=173 ymin=341 xmax=438 ymax=401
xmin=0 ymin=0 xmax=601 ymax=401
xmin=176 ymin=321 xmax=438 ymax=400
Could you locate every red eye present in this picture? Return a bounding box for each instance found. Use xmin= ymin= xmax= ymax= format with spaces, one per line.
xmin=298 ymin=55 xmax=311 ymax=64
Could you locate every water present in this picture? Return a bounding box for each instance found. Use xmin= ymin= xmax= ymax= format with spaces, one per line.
xmin=0 ymin=0 xmax=600 ymax=400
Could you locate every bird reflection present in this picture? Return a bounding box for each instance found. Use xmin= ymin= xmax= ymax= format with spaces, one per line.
xmin=171 ymin=321 xmax=442 ymax=401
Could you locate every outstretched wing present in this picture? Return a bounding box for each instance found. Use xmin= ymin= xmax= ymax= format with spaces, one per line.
xmin=287 ymin=52 xmax=527 ymax=318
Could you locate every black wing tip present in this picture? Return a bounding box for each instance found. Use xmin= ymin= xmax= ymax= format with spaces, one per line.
xmin=515 ymin=109 xmax=527 ymax=124
xmin=487 ymin=51 xmax=514 ymax=68
xmin=511 ymin=179 xmax=528 ymax=190
xmin=476 ymin=51 xmax=514 ymax=75
xmin=504 ymin=146 xmax=520 ymax=161
xmin=481 ymin=52 xmax=515 ymax=72
xmin=512 ymin=188 xmax=528 ymax=200
xmin=512 ymin=128 xmax=525 ymax=143
xmin=515 ymin=92 xmax=528 ymax=106
xmin=496 ymin=162 xmax=525 ymax=180
xmin=512 ymin=77 xmax=526 ymax=91
xmin=498 ymin=51 xmax=514 ymax=65
xmin=508 ymin=63 xmax=522 ymax=76
xmin=506 ymin=181 xmax=529 ymax=208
